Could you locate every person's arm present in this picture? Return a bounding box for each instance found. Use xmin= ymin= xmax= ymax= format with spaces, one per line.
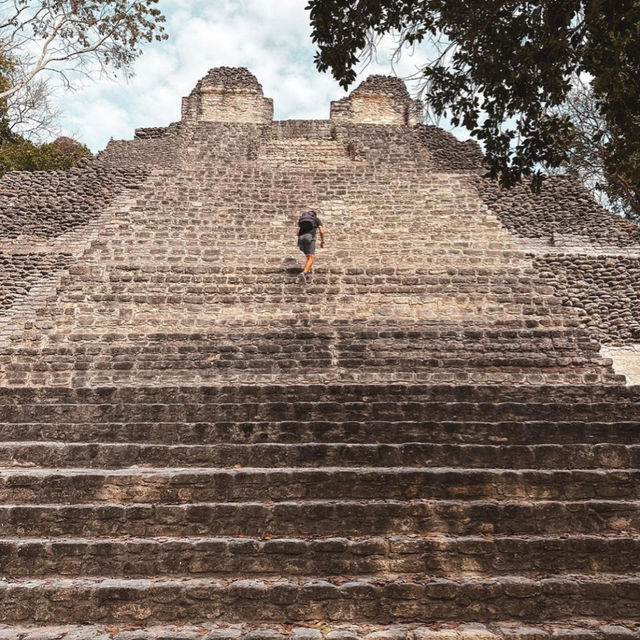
xmin=318 ymin=225 xmax=325 ymax=248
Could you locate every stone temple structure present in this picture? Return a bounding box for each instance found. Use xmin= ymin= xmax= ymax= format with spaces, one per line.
xmin=0 ymin=67 xmax=638 ymax=638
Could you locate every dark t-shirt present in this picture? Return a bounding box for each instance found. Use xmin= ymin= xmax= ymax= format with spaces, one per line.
xmin=298 ymin=215 xmax=323 ymax=237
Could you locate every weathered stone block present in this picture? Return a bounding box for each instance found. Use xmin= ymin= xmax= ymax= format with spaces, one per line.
xmin=331 ymin=76 xmax=422 ymax=125
xmin=182 ymin=68 xmax=273 ymax=123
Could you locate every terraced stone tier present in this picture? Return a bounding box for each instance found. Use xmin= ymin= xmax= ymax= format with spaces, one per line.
xmin=2 ymin=499 xmax=639 ymax=538
xmin=0 ymin=534 xmax=637 ymax=578
xmin=2 ymin=575 xmax=640 ymax=624
xmin=1 ymin=441 xmax=639 ymax=469
xmin=2 ymin=466 xmax=639 ymax=503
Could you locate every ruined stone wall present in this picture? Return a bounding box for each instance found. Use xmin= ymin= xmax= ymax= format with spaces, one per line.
xmin=261 ymin=120 xmax=482 ymax=172
xmin=331 ymin=93 xmax=416 ymax=125
xmin=182 ymin=67 xmax=273 ymax=124
xmin=532 ymin=254 xmax=640 ymax=345
xmin=464 ymin=173 xmax=640 ymax=348
xmin=0 ymin=121 xmax=183 ymax=242
xmin=192 ymin=92 xmax=274 ymax=123
xmin=331 ymin=75 xmax=423 ymax=126
xmin=101 ymin=123 xmax=182 ymax=168
xmin=0 ymin=161 xmax=146 ymax=240
xmin=0 ymin=252 xmax=73 ymax=314
xmin=472 ymin=174 xmax=640 ymax=247
xmin=417 ymin=127 xmax=483 ymax=171
xmin=0 ymin=127 xmax=185 ymax=344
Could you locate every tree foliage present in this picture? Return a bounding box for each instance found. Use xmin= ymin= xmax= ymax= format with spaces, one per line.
xmin=0 ymin=1 xmax=165 ymax=175
xmin=554 ymin=80 xmax=640 ymax=222
xmin=0 ymin=48 xmax=57 ymax=143
xmin=307 ymin=0 xmax=640 ymax=198
xmin=0 ymin=0 xmax=167 ymax=101
xmin=0 ymin=133 xmax=91 ymax=174
xmin=0 ymin=0 xmax=166 ymax=143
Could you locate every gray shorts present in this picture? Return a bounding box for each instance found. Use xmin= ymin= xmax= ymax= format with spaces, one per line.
xmin=298 ymin=233 xmax=316 ymax=255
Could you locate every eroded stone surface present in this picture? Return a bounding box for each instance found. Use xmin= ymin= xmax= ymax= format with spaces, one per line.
xmin=602 ymin=344 xmax=640 ymax=384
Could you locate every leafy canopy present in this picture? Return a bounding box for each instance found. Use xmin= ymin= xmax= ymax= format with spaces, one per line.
xmin=0 ymin=1 xmax=166 ymax=175
xmin=307 ymin=0 xmax=640 ymax=193
xmin=555 ymin=80 xmax=640 ymax=221
xmin=0 ymin=135 xmax=91 ymax=174
xmin=0 ymin=0 xmax=168 ymax=102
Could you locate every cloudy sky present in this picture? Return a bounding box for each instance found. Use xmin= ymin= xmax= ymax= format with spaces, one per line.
xmin=54 ymin=0 xmax=463 ymax=153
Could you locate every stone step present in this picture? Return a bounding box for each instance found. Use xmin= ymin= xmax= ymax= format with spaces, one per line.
xmin=63 ymin=278 xmax=547 ymax=292
xmin=0 ymin=467 xmax=637 ymax=504
xmin=90 ymin=228 xmax=516 ymax=241
xmin=0 ymin=499 xmax=637 ymax=538
xmin=22 ymin=339 xmax=599 ymax=364
xmin=45 ymin=304 xmax=570 ymax=323
xmin=3 ymin=353 xmax=610 ymax=371
xmin=1 ymin=442 xmax=639 ymax=470
xmin=81 ymin=284 xmax=548 ymax=297
xmin=73 ymin=259 xmax=533 ymax=272
xmin=87 ymin=229 xmax=518 ymax=241
xmin=2 ymin=355 xmax=614 ymax=386
xmin=32 ymin=326 xmax=592 ymax=348
xmin=0 ymin=575 xmax=637 ymax=624
xmin=0 ymin=398 xmax=637 ymax=424
xmin=91 ymin=261 xmax=537 ymax=273
xmin=2 ymin=318 xmax=604 ymax=343
xmin=133 ymin=209 xmax=498 ymax=222
xmin=86 ymin=249 xmax=523 ymax=262
xmin=83 ymin=259 xmax=531 ymax=273
xmin=0 ymin=534 xmax=637 ymax=578
xmin=8 ymin=369 xmax=616 ymax=388
xmin=64 ymin=268 xmax=540 ymax=279
xmin=33 ymin=322 xmax=591 ymax=339
xmin=3 ymin=384 xmax=633 ymax=403
xmin=55 ymin=288 xmax=558 ymax=302
xmin=95 ymin=265 xmax=540 ymax=278
xmin=0 ymin=621 xmax=636 ymax=640
xmin=0 ymin=420 xmax=638 ymax=446
xmin=6 ymin=349 xmax=603 ymax=369
xmin=48 ymin=305 xmax=568 ymax=325
xmin=89 ymin=255 xmax=530 ymax=268
xmin=4 ymin=335 xmax=604 ymax=356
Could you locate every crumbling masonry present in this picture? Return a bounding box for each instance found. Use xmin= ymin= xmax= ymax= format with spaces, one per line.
xmin=0 ymin=67 xmax=638 ymax=639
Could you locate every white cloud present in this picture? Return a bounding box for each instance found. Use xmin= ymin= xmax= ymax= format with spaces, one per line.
xmin=62 ymin=95 xmax=131 ymax=144
xmin=51 ymin=0 xmax=465 ymax=152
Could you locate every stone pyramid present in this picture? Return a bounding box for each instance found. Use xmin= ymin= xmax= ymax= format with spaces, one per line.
xmin=0 ymin=67 xmax=638 ymax=640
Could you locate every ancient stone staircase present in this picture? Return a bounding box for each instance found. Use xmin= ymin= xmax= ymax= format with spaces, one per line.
xmin=0 ymin=69 xmax=637 ymax=639
xmin=0 ymin=384 xmax=639 ymax=637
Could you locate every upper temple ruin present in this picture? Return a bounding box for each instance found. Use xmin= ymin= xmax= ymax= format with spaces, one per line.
xmin=0 ymin=67 xmax=638 ymax=637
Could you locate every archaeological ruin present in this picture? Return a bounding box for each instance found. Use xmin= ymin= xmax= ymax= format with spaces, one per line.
xmin=0 ymin=66 xmax=638 ymax=639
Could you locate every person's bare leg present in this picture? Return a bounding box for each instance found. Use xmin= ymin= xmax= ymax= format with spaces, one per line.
xmin=303 ymin=254 xmax=315 ymax=274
